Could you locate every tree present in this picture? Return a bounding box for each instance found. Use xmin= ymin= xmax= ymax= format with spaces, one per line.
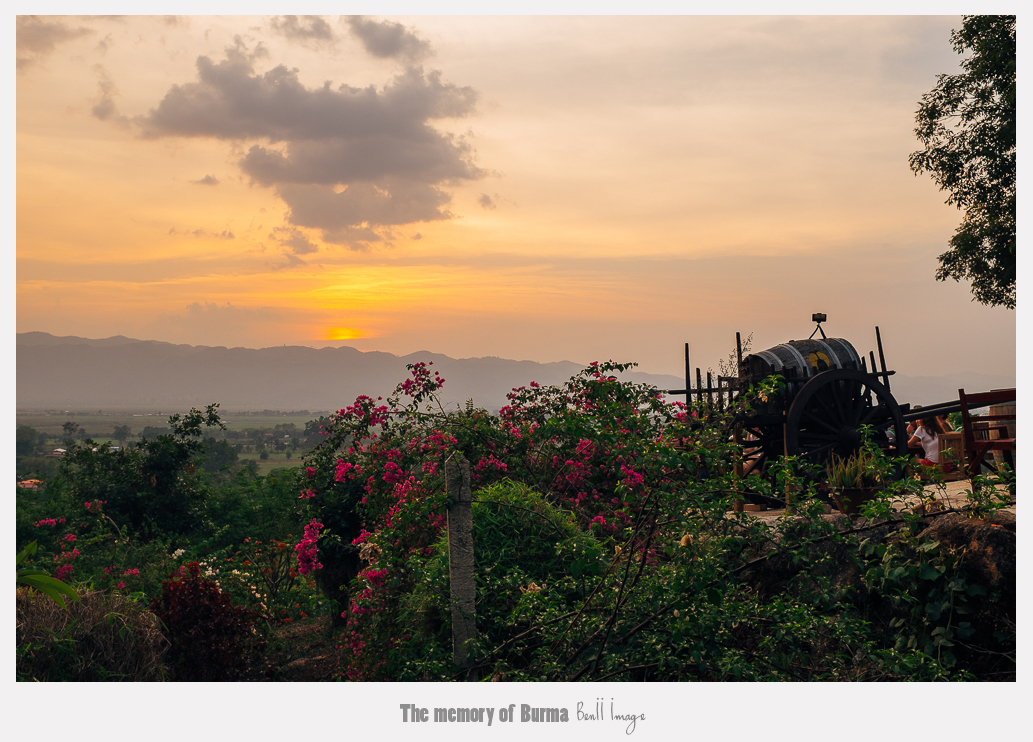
xmin=909 ymin=15 xmax=1016 ymax=308
xmin=112 ymin=425 xmax=131 ymax=445
xmin=61 ymin=421 xmax=79 ymax=444
xmin=58 ymin=404 xmax=225 ymax=537
xmin=201 ymin=437 xmax=239 ymax=474
xmin=16 ymin=426 xmax=39 ymax=457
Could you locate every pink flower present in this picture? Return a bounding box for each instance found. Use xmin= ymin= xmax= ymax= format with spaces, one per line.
xmin=295 ymin=519 xmax=324 ymax=574
xmin=305 ymin=467 xmax=316 ymax=478
xmin=299 ymin=489 xmax=316 ymax=499
xmin=334 ymin=459 xmax=354 ymax=482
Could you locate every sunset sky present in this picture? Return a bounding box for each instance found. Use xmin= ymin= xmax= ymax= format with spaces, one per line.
xmin=15 ymin=13 xmax=1017 ymax=381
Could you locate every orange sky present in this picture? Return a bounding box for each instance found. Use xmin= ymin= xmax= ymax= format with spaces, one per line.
xmin=15 ymin=14 xmax=1017 ymax=380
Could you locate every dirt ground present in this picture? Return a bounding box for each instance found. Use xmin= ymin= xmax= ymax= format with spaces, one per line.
xmin=264 ymin=615 xmax=343 ymax=681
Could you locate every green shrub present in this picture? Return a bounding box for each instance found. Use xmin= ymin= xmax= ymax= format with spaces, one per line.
xmin=397 ymin=482 xmax=606 ymax=679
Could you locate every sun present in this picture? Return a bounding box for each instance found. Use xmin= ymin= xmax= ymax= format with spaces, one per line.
xmin=326 ymin=327 xmax=364 ymax=341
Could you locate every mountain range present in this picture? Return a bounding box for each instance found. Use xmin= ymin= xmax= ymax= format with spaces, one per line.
xmin=16 ymin=332 xmax=1014 ymax=413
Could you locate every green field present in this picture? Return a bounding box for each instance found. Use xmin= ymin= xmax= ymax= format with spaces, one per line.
xmin=16 ymin=411 xmax=325 ymax=439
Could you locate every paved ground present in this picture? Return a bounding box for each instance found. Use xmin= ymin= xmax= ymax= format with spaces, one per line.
xmin=744 ymin=477 xmax=1015 ymax=523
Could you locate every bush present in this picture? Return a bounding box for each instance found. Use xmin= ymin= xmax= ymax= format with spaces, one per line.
xmin=399 ymin=482 xmax=607 ymax=680
xmin=17 ymin=587 xmax=169 ymax=681
xmin=150 ymin=562 xmax=266 ymax=681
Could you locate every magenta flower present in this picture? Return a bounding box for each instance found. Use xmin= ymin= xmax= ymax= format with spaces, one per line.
xmin=295 ymin=519 xmax=325 ymax=574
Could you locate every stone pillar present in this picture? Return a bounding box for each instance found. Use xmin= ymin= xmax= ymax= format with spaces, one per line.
xmin=445 ymin=452 xmax=477 ymax=676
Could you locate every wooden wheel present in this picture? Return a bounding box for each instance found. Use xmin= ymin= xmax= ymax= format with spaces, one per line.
xmin=736 ymin=417 xmax=786 ymax=477
xmin=784 ymin=368 xmax=906 ymax=466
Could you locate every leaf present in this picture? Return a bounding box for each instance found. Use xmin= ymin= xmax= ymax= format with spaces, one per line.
xmin=18 ymin=574 xmax=80 ymax=609
xmin=920 ymin=564 xmax=943 ymax=581
xmin=16 ymin=540 xmax=38 ymax=568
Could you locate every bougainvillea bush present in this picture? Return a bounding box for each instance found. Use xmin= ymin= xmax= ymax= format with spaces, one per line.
xmin=297 ymin=361 xmax=1015 ymax=681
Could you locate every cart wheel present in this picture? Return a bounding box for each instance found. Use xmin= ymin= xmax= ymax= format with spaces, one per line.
xmin=736 ymin=421 xmax=785 ymax=477
xmin=784 ymin=368 xmax=906 ymax=466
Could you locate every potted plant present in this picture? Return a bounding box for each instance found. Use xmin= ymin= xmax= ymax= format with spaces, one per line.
xmin=825 ymin=447 xmax=884 ymax=515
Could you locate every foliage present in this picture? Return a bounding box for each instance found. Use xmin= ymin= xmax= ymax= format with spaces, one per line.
xmin=13 ymin=364 xmax=1015 ymax=682
xmin=293 ymin=360 xmax=1015 ymax=681
xmin=16 ymin=425 xmax=41 ymax=456
xmin=825 ymin=443 xmax=886 ymax=491
xmin=150 ymin=561 xmax=266 ymax=681
xmin=398 ymin=482 xmax=607 ymax=680
xmin=17 ymin=541 xmax=80 ymax=609
xmin=17 ymin=587 xmax=168 ymax=681
xmin=910 ymin=15 xmax=1016 ymax=308
xmin=53 ymin=404 xmax=225 ymax=538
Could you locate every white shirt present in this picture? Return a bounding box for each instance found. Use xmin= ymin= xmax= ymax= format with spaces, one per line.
xmin=912 ymin=426 xmax=938 ymax=463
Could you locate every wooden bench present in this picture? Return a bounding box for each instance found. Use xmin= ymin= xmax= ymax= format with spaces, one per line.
xmin=936 ymin=431 xmax=968 ymax=481
xmin=958 ymin=388 xmax=1015 ymax=480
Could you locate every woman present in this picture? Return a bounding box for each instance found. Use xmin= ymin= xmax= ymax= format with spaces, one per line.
xmin=908 ymin=416 xmax=944 ymax=463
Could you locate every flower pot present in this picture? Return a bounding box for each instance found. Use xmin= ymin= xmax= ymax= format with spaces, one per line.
xmin=832 ymin=487 xmax=880 ymax=515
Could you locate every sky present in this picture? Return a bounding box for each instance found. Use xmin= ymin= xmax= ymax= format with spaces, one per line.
xmin=15 ymin=13 xmax=1017 ymax=382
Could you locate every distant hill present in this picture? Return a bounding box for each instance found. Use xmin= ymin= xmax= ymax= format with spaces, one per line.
xmin=16 ymin=332 xmax=684 ymax=412
xmin=16 ymin=332 xmax=1013 ymax=413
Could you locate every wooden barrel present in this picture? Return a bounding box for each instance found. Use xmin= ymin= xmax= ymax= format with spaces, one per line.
xmin=746 ymin=338 xmax=861 ymax=381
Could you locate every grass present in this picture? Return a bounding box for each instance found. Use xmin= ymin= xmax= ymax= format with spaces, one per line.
xmin=17 ymin=588 xmax=170 ymax=681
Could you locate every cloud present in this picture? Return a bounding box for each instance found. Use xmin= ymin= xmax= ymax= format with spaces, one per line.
xmin=478 ymin=193 xmax=496 ymax=210
xmin=193 ymin=175 xmax=219 ymax=185
xmin=168 ymin=227 xmax=235 ymax=239
xmin=270 ymin=226 xmax=319 ymax=255
xmin=270 ymin=16 xmax=335 ymax=46
xmin=345 ymin=16 xmax=431 ymax=63
xmin=17 ymin=16 xmax=94 ymax=71
xmin=90 ymin=65 xmax=129 ymax=125
xmin=136 ymin=39 xmax=483 ymax=249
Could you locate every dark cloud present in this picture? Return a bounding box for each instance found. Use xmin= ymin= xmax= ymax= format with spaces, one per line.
xmin=411 ymin=232 xmax=422 ymax=241
xmin=270 ymin=226 xmax=319 ymax=255
xmin=137 ymin=39 xmax=483 ymax=249
xmin=270 ymin=16 xmax=335 ymax=46
xmin=345 ymin=16 xmax=431 ymax=63
xmin=477 ymin=193 xmax=496 ymax=210
xmin=193 ymin=175 xmax=219 ymax=185
xmin=17 ymin=16 xmax=94 ymax=71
